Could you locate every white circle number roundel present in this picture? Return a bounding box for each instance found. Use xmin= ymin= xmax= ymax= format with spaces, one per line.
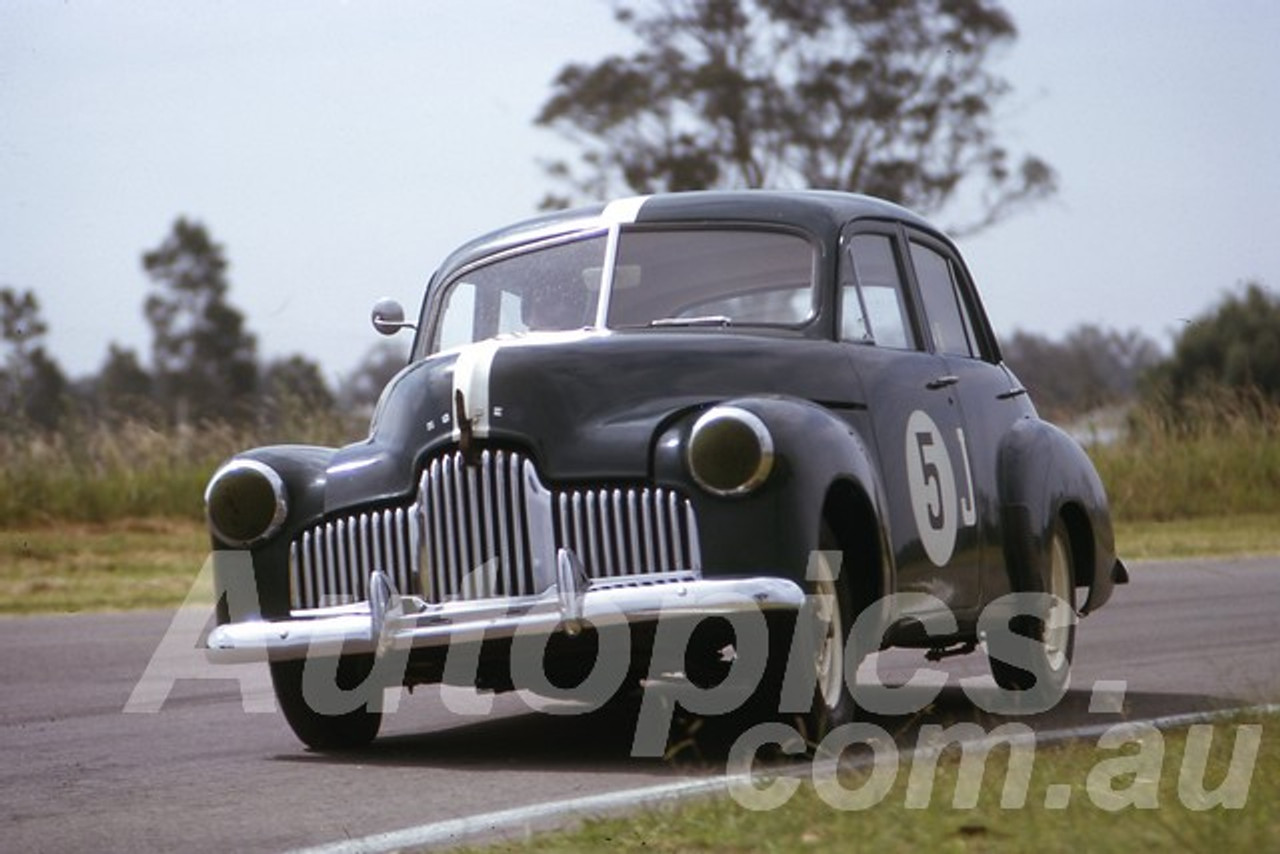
xmin=905 ymin=409 xmax=957 ymax=567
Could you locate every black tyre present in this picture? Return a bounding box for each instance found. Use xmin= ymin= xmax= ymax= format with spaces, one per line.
xmin=988 ymin=518 xmax=1077 ymax=693
xmin=270 ymin=655 xmax=383 ymax=751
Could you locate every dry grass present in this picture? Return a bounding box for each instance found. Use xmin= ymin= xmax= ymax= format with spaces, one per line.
xmin=1089 ymin=392 xmax=1280 ymax=522
xmin=0 ymin=412 xmax=358 ymax=528
xmin=0 ymin=518 xmax=209 ymax=614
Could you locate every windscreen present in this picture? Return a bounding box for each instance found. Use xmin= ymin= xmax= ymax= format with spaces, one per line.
xmin=427 ymin=227 xmax=816 ymax=353
xmin=607 ymin=229 xmax=816 ymax=327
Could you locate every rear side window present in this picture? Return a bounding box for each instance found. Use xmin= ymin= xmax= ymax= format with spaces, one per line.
xmin=910 ymin=242 xmax=978 ymax=359
xmin=843 ymin=233 xmax=918 ymax=350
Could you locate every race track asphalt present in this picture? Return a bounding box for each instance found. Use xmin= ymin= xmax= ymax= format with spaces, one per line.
xmin=2 ymin=557 xmax=1277 ymax=853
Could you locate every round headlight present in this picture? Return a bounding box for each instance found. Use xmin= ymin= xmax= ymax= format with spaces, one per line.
xmin=687 ymin=405 xmax=774 ymax=496
xmin=204 ymin=460 xmax=288 ymax=546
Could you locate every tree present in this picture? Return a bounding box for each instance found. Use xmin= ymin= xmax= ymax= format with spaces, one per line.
xmin=261 ymin=354 xmax=335 ymax=421
xmin=142 ymin=218 xmax=258 ymax=424
xmin=338 ymin=341 xmax=408 ymax=413
xmin=95 ymin=343 xmax=156 ymax=420
xmin=1146 ymin=281 xmax=1280 ymax=410
xmin=0 ymin=286 xmax=69 ymax=430
xmin=536 ymin=0 xmax=1055 ymax=233
xmin=1003 ymin=324 xmax=1163 ymax=419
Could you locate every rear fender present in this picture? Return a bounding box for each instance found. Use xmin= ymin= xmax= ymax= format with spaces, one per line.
xmin=996 ymin=419 xmax=1120 ymax=614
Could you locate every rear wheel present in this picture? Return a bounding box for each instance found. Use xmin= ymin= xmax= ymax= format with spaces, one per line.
xmin=988 ymin=518 xmax=1076 ymax=692
xmin=270 ymin=655 xmax=383 ymax=751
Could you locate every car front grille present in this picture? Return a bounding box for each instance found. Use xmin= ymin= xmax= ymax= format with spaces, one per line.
xmin=288 ymin=449 xmax=702 ymax=610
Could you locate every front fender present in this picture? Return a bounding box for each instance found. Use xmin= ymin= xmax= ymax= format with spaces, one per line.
xmin=996 ymin=418 xmax=1120 ymax=614
xmin=209 ymin=444 xmax=336 ymax=622
xmin=654 ymin=396 xmax=891 ymax=597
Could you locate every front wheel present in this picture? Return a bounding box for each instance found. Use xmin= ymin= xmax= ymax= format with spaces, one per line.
xmin=270 ymin=655 xmax=383 ymax=751
xmin=988 ymin=518 xmax=1077 ymax=693
xmin=761 ymin=524 xmax=861 ymax=741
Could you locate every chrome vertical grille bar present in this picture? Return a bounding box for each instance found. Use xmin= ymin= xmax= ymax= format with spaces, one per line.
xmin=331 ymin=519 xmax=347 ymax=606
xmin=626 ymin=489 xmax=642 ymax=574
xmin=667 ymin=492 xmax=683 ymax=569
xmin=357 ymin=514 xmax=371 ymax=600
xmin=464 ymin=458 xmax=481 ymax=590
xmin=426 ymin=457 xmax=444 ymax=602
xmin=585 ymin=491 xmax=601 ymax=578
xmin=639 ymin=489 xmax=655 ymax=572
xmin=442 ymin=454 xmax=462 ymax=599
xmin=654 ymin=489 xmax=671 ymax=572
xmin=508 ymin=454 xmax=527 ymax=588
xmin=289 ymin=539 xmax=302 ymax=610
xmin=684 ymin=499 xmax=700 ymax=568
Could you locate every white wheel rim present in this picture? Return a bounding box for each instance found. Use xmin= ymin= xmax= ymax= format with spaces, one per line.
xmin=1043 ymin=533 xmax=1073 ymax=672
xmin=812 ymin=553 xmax=844 ymax=709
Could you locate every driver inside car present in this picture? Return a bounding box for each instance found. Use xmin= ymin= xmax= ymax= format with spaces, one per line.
xmin=522 ymin=280 xmax=592 ymax=331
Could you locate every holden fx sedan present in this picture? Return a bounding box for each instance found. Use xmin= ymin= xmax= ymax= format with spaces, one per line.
xmin=203 ymin=190 xmax=1126 ymax=750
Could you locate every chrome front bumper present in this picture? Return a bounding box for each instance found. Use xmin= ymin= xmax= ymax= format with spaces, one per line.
xmin=205 ymin=556 xmax=805 ymax=664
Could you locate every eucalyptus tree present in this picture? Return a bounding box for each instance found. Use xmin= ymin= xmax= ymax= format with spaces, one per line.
xmin=537 ymin=0 xmax=1054 ymax=234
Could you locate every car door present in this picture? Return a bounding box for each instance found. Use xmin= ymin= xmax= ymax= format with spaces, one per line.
xmin=838 ymin=225 xmax=982 ymax=619
xmin=902 ymin=230 xmax=1037 ymax=605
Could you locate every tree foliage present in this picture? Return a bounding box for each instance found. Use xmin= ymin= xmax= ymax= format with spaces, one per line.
xmin=142 ymin=218 xmax=258 ymax=424
xmin=1003 ymin=324 xmax=1163 ymax=419
xmin=537 ymin=0 xmax=1055 ymax=233
xmin=338 ymin=341 xmax=408 ymax=412
xmin=1146 ymin=281 xmax=1280 ymax=410
xmin=95 ymin=344 xmax=156 ymax=421
xmin=1 ymin=286 xmax=69 ymax=430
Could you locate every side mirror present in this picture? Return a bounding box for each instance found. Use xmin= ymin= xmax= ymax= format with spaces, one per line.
xmin=371 ymin=298 xmax=415 ymax=336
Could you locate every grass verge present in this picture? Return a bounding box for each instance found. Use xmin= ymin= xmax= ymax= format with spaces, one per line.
xmin=0 ymin=518 xmax=210 ymax=615
xmin=1116 ymin=513 xmax=1280 ymax=560
xmin=0 ymin=514 xmax=1274 ymax=616
xmin=460 ymin=712 xmax=1278 ymax=853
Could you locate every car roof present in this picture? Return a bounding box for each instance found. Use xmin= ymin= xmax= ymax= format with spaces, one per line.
xmin=433 ymin=190 xmax=939 ymax=278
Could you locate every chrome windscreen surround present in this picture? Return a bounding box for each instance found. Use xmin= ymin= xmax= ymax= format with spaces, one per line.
xmin=289 ymin=449 xmax=702 ymax=611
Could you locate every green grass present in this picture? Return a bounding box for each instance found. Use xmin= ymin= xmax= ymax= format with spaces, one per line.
xmin=1116 ymin=514 xmax=1280 ymax=560
xmin=1089 ymin=396 xmax=1280 ymax=523
xmin=0 ymin=519 xmax=210 ymax=615
xmin=2 ymin=395 xmax=1277 ymax=529
xmin=0 ymin=513 xmax=1268 ymax=616
xmin=0 ymin=413 xmax=357 ymax=527
xmin=0 ymin=394 xmax=1276 ymax=614
xmin=461 ymin=713 xmax=1278 ymax=853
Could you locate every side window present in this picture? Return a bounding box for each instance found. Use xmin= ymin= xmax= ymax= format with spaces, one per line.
xmin=843 ymin=233 xmax=918 ymax=350
xmin=910 ymin=241 xmax=978 ymax=359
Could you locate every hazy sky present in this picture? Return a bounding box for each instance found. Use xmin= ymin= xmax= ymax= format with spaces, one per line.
xmin=3 ymin=1 xmax=1278 ymax=386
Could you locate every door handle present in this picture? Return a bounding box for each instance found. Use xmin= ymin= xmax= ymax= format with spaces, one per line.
xmin=927 ymin=375 xmax=959 ymax=390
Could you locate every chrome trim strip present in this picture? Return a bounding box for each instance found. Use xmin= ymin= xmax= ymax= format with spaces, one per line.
xmin=207 ymin=574 xmax=803 ymax=663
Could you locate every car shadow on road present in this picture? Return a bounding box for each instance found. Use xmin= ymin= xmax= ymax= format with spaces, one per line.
xmin=268 ymin=679 xmax=1248 ymax=774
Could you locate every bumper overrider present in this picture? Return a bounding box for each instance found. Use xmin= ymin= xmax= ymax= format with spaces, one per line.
xmin=205 ymin=548 xmax=805 ymax=664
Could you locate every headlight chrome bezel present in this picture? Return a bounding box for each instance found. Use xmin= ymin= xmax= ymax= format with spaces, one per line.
xmin=686 ymin=405 xmax=775 ymax=497
xmin=204 ymin=459 xmax=289 ymax=547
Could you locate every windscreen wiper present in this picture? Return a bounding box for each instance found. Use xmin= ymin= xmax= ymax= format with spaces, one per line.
xmin=647 ymin=315 xmax=733 ymax=328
